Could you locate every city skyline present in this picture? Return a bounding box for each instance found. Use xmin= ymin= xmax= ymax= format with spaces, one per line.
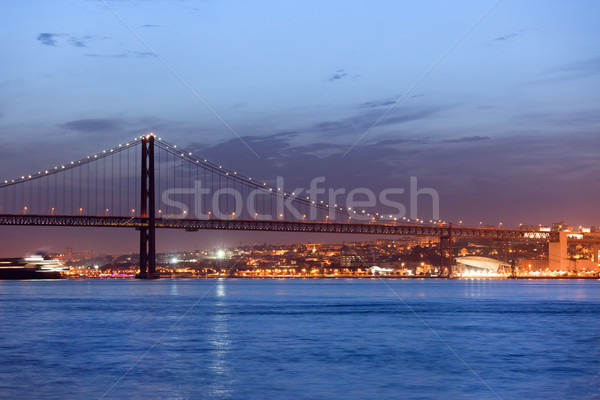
xmin=1 ymin=1 xmax=599 ymax=255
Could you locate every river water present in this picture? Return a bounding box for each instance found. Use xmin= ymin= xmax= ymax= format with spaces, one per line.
xmin=0 ymin=279 xmax=598 ymax=399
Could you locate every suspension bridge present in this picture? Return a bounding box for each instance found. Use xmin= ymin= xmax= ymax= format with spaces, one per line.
xmin=0 ymin=134 xmax=594 ymax=278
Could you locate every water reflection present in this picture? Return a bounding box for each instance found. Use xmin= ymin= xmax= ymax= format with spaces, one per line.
xmin=208 ymin=279 xmax=233 ymax=398
xmin=170 ymin=281 xmax=179 ymax=296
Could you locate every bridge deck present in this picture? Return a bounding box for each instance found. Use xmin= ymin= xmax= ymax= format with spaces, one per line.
xmin=0 ymin=214 xmax=567 ymax=241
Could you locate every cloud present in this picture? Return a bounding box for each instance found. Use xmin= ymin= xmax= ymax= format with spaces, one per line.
xmin=37 ymin=33 xmax=58 ymax=46
xmin=491 ymin=33 xmax=519 ymax=42
xmin=547 ymin=56 xmax=600 ymax=79
xmin=37 ymin=33 xmax=96 ymax=48
xmin=327 ymin=69 xmax=348 ymax=82
xmin=84 ymin=51 xmax=154 ymax=59
xmin=442 ymin=136 xmax=490 ymax=143
xmin=69 ymin=38 xmax=87 ymax=48
xmin=488 ymin=29 xmax=534 ymax=45
xmin=59 ymin=118 xmax=121 ymax=133
xmin=361 ymin=99 xmax=397 ymax=108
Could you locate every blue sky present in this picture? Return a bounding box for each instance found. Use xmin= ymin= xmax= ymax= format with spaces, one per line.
xmin=0 ymin=0 xmax=599 ymax=254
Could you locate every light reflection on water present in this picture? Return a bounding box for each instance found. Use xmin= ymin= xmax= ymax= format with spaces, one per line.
xmin=0 ymin=279 xmax=598 ymax=399
xmin=207 ymin=279 xmax=233 ymax=398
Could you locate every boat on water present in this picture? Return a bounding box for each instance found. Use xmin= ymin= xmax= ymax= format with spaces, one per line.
xmin=0 ymin=255 xmax=69 ymax=279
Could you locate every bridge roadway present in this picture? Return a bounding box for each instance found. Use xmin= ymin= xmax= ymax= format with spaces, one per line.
xmin=0 ymin=214 xmax=563 ymax=241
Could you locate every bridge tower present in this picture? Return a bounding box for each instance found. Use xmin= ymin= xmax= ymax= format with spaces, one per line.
xmin=136 ymin=134 xmax=157 ymax=279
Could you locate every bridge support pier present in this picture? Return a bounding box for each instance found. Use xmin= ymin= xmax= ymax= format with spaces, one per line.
xmin=440 ymin=224 xmax=453 ymax=277
xmin=548 ymin=231 xmax=568 ymax=271
xmin=136 ymin=134 xmax=157 ymax=279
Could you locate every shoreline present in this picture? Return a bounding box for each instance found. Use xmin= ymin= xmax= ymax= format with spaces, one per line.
xmin=60 ymin=275 xmax=600 ymax=281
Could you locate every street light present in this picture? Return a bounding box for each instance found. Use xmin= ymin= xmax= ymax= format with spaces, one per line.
xmin=131 ymin=209 xmax=135 ymax=216
xmin=23 ymin=206 xmax=27 ymax=215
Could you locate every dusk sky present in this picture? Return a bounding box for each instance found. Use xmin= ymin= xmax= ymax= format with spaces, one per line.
xmin=1 ymin=0 xmax=599 ymax=255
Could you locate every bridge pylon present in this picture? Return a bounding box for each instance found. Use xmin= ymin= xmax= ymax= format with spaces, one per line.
xmin=136 ymin=134 xmax=158 ymax=279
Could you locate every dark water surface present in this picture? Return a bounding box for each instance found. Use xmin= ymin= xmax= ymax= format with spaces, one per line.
xmin=0 ymin=279 xmax=598 ymax=399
